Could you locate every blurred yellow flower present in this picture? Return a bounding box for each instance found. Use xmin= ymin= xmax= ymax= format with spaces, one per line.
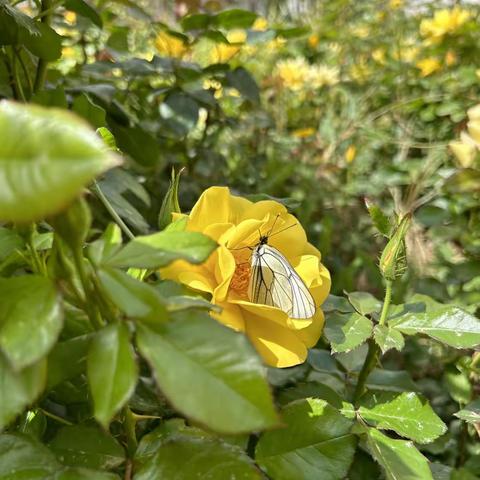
xmin=345 ymin=145 xmax=357 ymax=163
xmin=64 ymin=11 xmax=77 ymax=25
xmin=210 ymin=30 xmax=246 ymax=64
xmin=61 ymin=47 xmax=76 ymax=59
xmin=449 ymin=104 xmax=480 ymax=168
xmin=155 ymin=31 xmax=188 ymax=59
xmin=275 ymin=58 xmax=310 ymax=91
xmin=308 ymin=34 xmax=319 ymax=49
xmin=307 ymin=64 xmax=340 ymax=88
xmin=445 ymin=50 xmax=457 ymax=66
xmin=293 ymin=127 xmax=316 ymax=138
xmin=203 ymin=79 xmax=223 ymax=99
xmin=389 ymin=0 xmax=404 ymax=9
xmin=352 ymin=25 xmax=370 ymax=39
xmin=372 ymin=48 xmax=386 ymax=65
xmin=416 ymin=57 xmax=441 ymax=77
xmin=266 ymin=36 xmax=287 ymax=52
xmin=161 ymin=187 xmax=331 ymax=367
xmin=252 ymin=17 xmax=268 ymax=31
xmin=349 ymin=58 xmax=372 ymax=83
xmin=420 ymin=7 xmax=471 ymax=43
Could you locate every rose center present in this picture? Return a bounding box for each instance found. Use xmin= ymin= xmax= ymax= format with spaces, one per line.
xmin=230 ymin=261 xmax=251 ymax=297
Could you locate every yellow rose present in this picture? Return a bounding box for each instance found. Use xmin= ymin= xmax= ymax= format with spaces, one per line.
xmin=416 ymin=57 xmax=441 ymax=77
xmin=161 ymin=187 xmax=331 ymax=368
xmin=420 ymin=7 xmax=471 ymax=43
xmin=155 ymin=31 xmax=189 ymax=59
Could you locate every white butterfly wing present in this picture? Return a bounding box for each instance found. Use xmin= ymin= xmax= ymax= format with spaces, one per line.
xmin=248 ymin=244 xmax=316 ymax=319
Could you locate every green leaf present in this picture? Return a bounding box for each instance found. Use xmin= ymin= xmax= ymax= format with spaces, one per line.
xmin=225 ymin=67 xmax=260 ymax=103
xmin=359 ymin=392 xmax=447 ymax=444
xmin=87 ymin=323 xmax=138 ymax=428
xmin=214 ymin=9 xmax=257 ymax=29
xmin=135 ymin=437 xmax=262 ymax=480
xmin=180 ymin=13 xmax=211 ymax=31
xmin=443 ymin=366 xmax=472 ymax=404
xmin=0 ymin=2 xmax=39 ymax=45
xmin=98 ymin=268 xmax=168 ymax=322
xmin=72 ymin=93 xmax=106 ymax=129
xmin=0 ymin=357 xmax=46 ymax=430
xmin=277 ymin=382 xmax=343 ymax=409
xmin=0 ymin=227 xmax=23 ymax=261
xmin=0 ymin=433 xmax=59 ymax=479
xmin=54 ymin=467 xmax=121 ymax=479
xmin=389 ymin=306 xmax=480 ymax=348
xmin=64 ymin=0 xmax=103 ymax=28
xmin=374 ymin=325 xmax=405 ymax=353
xmin=49 ymin=425 xmax=125 ymax=470
xmin=136 ymin=311 xmax=278 ymax=434
xmin=105 ymin=231 xmax=217 ymax=268
xmin=0 ymin=275 xmax=62 ymax=370
xmin=455 ymin=399 xmax=480 ymax=424
xmin=322 ymin=295 xmax=354 ymax=313
xmin=324 ymin=311 xmax=373 ymax=353
xmin=255 ymin=398 xmax=356 ymax=480
xmin=366 ymin=428 xmax=433 ymax=480
xmin=0 ymin=101 xmax=120 ymax=223
xmin=347 ymin=291 xmax=382 ymax=315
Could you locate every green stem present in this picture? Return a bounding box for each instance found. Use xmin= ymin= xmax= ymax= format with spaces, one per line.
xmin=92 ymin=181 xmax=135 ymax=240
xmin=11 ymin=48 xmax=26 ymax=102
xmin=378 ymin=280 xmax=393 ymax=326
xmin=15 ymin=47 xmax=33 ymax=98
xmin=353 ymin=280 xmax=393 ymax=405
xmin=39 ymin=408 xmax=73 ymax=426
xmin=33 ymin=0 xmax=53 ymax=93
xmin=72 ymin=247 xmax=104 ymax=330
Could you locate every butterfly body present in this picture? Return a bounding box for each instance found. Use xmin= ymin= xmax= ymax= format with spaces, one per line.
xmin=248 ymin=235 xmax=316 ymax=319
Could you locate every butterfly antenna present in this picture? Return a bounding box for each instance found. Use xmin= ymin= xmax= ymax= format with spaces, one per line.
xmin=268 ymin=222 xmax=298 ymax=239
xmin=266 ymin=213 xmax=281 ymax=238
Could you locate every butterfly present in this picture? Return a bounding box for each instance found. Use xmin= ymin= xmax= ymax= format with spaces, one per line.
xmin=247 ymin=222 xmax=316 ymax=320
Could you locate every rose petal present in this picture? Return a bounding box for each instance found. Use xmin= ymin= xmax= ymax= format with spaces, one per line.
xmin=212 ymin=301 xmax=245 ymax=331
xmin=245 ymin=315 xmax=308 ymax=367
xmin=295 ymin=308 xmax=325 ymax=347
xmin=213 ymin=246 xmax=236 ymax=302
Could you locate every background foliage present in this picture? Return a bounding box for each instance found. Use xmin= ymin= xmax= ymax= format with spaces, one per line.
xmin=0 ymin=0 xmax=479 ymax=479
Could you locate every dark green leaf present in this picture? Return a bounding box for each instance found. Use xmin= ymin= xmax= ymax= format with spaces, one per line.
xmin=46 ymin=334 xmax=92 ymax=389
xmin=49 ymin=425 xmax=125 ymax=470
xmin=366 ymin=369 xmax=419 ymax=393
xmin=136 ymin=312 xmax=278 ymax=434
xmin=0 ymin=227 xmax=23 ymax=261
xmin=22 ymin=22 xmax=62 ymax=61
xmin=226 ymin=67 xmax=260 ymax=103
xmin=255 ymin=398 xmax=356 ymax=480
xmin=0 ymin=275 xmax=62 ymax=370
xmin=72 ymin=94 xmax=106 ymax=129
xmin=180 ymin=13 xmax=211 ymax=31
xmin=87 ymin=323 xmax=138 ymax=427
xmin=160 ymin=93 xmax=199 ymax=137
xmin=214 ymin=9 xmax=257 ymax=29
xmin=64 ymin=0 xmax=102 ymax=28
xmin=0 ymin=101 xmax=120 ymax=222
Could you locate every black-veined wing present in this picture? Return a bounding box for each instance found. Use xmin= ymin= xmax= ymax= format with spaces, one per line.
xmin=248 ymin=244 xmax=316 ymax=319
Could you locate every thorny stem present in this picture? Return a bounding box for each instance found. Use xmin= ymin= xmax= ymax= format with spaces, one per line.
xmin=353 ymin=280 xmax=393 ymax=405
